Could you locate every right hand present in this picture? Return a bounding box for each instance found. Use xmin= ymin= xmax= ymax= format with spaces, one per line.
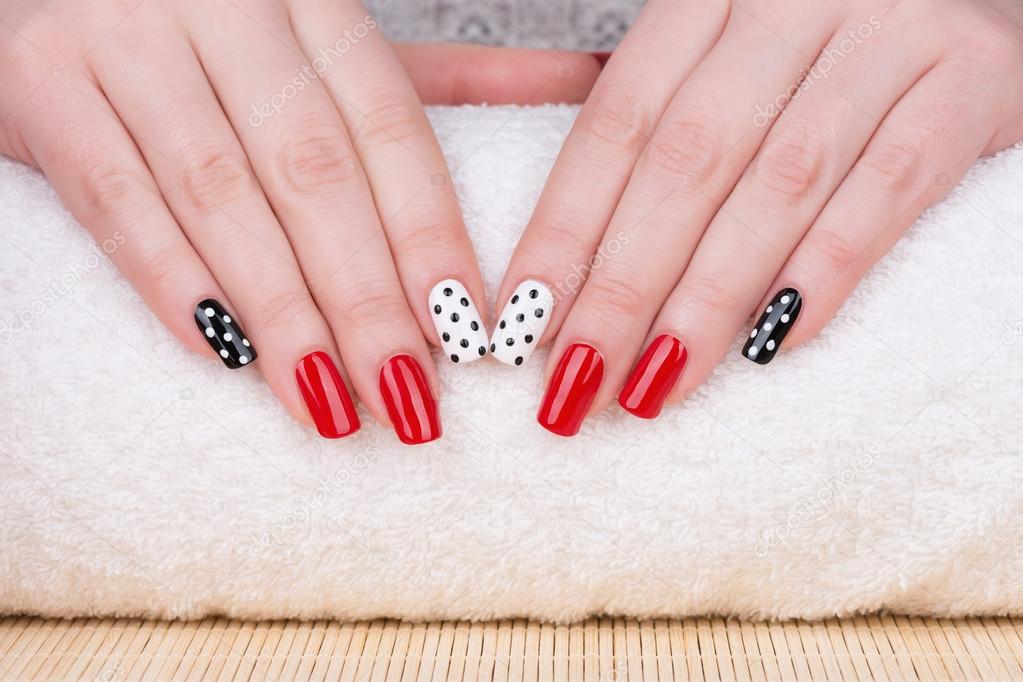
xmin=0 ymin=0 xmax=602 ymax=443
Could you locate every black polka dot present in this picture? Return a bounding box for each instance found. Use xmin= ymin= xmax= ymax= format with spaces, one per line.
xmin=442 ymin=332 xmax=450 ymax=342
xmin=529 ymin=289 xmax=538 ymax=299
xmin=478 ymin=346 xmax=486 ymax=356
xmin=515 ymin=313 xmax=525 ymax=322
xmin=460 ymin=338 xmax=469 ymax=348
xmin=460 ymin=297 xmax=469 ymax=307
xmin=535 ymin=308 xmax=544 ymax=318
xmin=470 ymin=321 xmax=479 ymax=331
xmin=524 ymin=335 xmax=534 ymax=344
xmin=443 ymin=287 xmax=453 ymax=296
xmin=433 ymin=304 xmax=442 ymax=314
xmin=511 ymin=295 xmax=519 ymax=304
xmin=450 ymin=312 xmax=460 ymax=323
xmin=505 ymin=338 xmax=514 ymax=346
xmin=515 ymin=356 xmax=523 ymax=366
xmin=450 ymin=354 xmax=459 ymax=363
xmin=490 ymin=343 xmax=496 ymax=353
xmin=499 ymin=320 xmax=506 ymax=330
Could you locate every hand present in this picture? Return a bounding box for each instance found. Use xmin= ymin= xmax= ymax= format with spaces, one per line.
xmin=0 ymin=1 xmax=601 ymax=443
xmin=494 ymin=0 xmax=1023 ymax=435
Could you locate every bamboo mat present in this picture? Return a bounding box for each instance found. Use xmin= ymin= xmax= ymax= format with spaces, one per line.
xmin=1 ymin=615 xmax=1022 ymax=681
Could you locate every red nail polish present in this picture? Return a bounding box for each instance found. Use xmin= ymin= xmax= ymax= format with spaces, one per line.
xmin=590 ymin=51 xmax=613 ymax=68
xmin=537 ymin=343 xmax=604 ymax=437
xmin=379 ymin=354 xmax=441 ymax=445
xmin=618 ymin=335 xmax=688 ymax=419
xmin=296 ymin=351 xmax=360 ymax=439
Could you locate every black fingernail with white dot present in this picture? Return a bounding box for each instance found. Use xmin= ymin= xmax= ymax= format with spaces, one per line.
xmin=741 ymin=288 xmax=801 ymax=365
xmin=490 ymin=280 xmax=554 ymax=367
xmin=429 ymin=279 xmax=488 ymax=364
xmin=194 ymin=298 xmax=256 ymax=370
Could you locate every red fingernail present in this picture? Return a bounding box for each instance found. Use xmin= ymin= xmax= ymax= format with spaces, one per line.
xmin=618 ymin=335 xmax=688 ymax=419
xmin=296 ymin=351 xmax=360 ymax=439
xmin=590 ymin=51 xmax=613 ymax=68
xmin=537 ymin=343 xmax=604 ymax=437
xmin=379 ymin=354 xmax=441 ymax=445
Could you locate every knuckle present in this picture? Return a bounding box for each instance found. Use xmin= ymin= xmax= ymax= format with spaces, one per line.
xmin=580 ymin=83 xmax=651 ymax=154
xmin=531 ymin=206 xmax=596 ymax=260
xmin=680 ymin=274 xmax=743 ymax=319
xmin=179 ymin=150 xmax=257 ymax=212
xmin=277 ymin=125 xmax=360 ymax=194
xmin=861 ymin=139 xmax=923 ymax=193
xmin=254 ymin=288 xmax=314 ymax=333
xmin=806 ymin=227 xmax=862 ymax=274
xmin=755 ymin=128 xmax=825 ymax=201
xmin=643 ymin=113 xmax=725 ymax=185
xmin=581 ymin=266 xmax=648 ymax=318
xmin=138 ymin=245 xmax=195 ymax=293
xmin=82 ymin=164 xmax=154 ymax=217
xmin=389 ymin=210 xmax=457 ymax=256
xmin=338 ymin=282 xmax=410 ymax=328
xmin=350 ymin=94 xmax=424 ymax=152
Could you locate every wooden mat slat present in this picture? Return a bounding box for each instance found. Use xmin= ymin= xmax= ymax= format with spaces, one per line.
xmin=3 ymin=616 xmax=1023 ymax=681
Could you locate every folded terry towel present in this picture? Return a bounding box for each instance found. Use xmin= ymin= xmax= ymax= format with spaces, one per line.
xmin=1 ymin=105 xmax=1022 ymax=622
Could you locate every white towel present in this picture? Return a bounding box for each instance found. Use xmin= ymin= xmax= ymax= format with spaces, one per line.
xmin=1 ymin=104 xmax=1022 ymax=622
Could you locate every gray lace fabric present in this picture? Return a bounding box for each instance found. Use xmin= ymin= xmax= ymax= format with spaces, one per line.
xmin=365 ymin=0 xmax=644 ymax=50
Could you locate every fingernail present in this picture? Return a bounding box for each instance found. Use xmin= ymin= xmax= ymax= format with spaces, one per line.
xmin=194 ymin=298 xmax=256 ymax=369
xmin=490 ymin=280 xmax=554 ymax=367
xmin=618 ymin=334 xmax=688 ymax=419
xmin=743 ymin=288 xmax=802 ymax=364
xmin=296 ymin=351 xmax=360 ymax=439
xmin=537 ymin=343 xmax=604 ymax=437
xmin=379 ymin=354 xmax=441 ymax=445
xmin=429 ymin=279 xmax=488 ymax=364
xmin=590 ymin=51 xmax=613 ymax=68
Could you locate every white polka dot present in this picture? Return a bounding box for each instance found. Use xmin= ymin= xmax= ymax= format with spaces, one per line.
xmin=242 ymin=339 xmax=250 ymax=347
xmin=781 ymin=314 xmax=790 ymax=323
xmin=204 ymin=307 xmax=215 ymax=317
xmin=781 ymin=295 xmax=791 ymax=304
xmin=239 ymin=355 xmax=249 ymax=364
xmin=750 ymin=329 xmax=758 ymax=338
xmin=764 ymin=322 xmax=773 ymax=331
xmin=766 ymin=340 xmax=776 ymax=351
xmin=748 ymin=346 xmax=759 ymax=358
xmin=205 ymin=328 xmax=215 ymax=338
xmin=219 ymin=349 xmax=229 ymax=358
xmin=766 ymin=306 xmax=773 ymax=313
xmin=223 ymin=315 xmax=232 ymax=324
xmin=223 ymin=333 xmax=232 ymax=342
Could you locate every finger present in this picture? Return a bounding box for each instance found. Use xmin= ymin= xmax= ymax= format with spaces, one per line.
xmin=12 ymin=76 xmax=230 ymax=363
xmin=493 ymin=0 xmax=731 ymax=370
xmin=539 ymin=3 xmax=845 ymax=432
xmin=86 ymin=11 xmax=358 ymax=436
xmin=289 ymin=1 xmax=490 ymax=364
xmin=759 ymin=65 xmax=1001 ymax=352
xmin=392 ymin=42 xmax=603 ymax=105
xmin=181 ymin=3 xmax=440 ymax=441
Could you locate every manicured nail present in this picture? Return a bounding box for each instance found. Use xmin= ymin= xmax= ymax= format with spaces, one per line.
xmin=618 ymin=335 xmax=688 ymax=419
xmin=743 ymin=288 xmax=802 ymax=365
xmin=537 ymin=343 xmax=604 ymax=437
xmin=428 ymin=279 xmax=488 ymax=364
xmin=379 ymin=354 xmax=441 ymax=445
xmin=490 ymin=280 xmax=554 ymax=367
xmin=295 ymin=351 xmax=360 ymax=439
xmin=194 ymin=298 xmax=256 ymax=369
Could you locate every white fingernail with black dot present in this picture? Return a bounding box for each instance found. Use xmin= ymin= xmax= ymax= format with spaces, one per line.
xmin=490 ymin=280 xmax=553 ymax=367
xmin=429 ymin=279 xmax=488 ymax=364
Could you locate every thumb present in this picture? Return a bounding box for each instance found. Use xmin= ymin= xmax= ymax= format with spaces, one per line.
xmin=392 ymin=42 xmax=604 ymax=106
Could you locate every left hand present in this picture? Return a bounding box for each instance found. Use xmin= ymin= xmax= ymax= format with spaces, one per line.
xmin=493 ymin=0 xmax=1023 ymax=434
